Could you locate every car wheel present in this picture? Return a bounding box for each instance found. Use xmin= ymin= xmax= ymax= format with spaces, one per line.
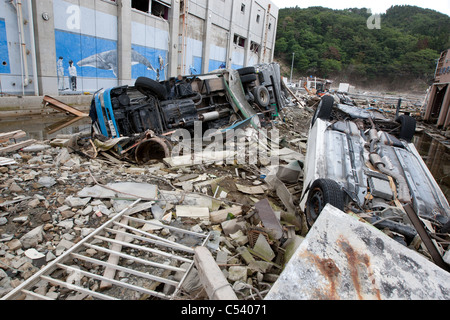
xmin=252 ymin=86 xmax=270 ymax=108
xmin=305 ymin=179 xmax=344 ymax=227
xmin=237 ymin=66 xmax=256 ymax=76
xmin=396 ymin=115 xmax=416 ymax=142
xmin=311 ymin=95 xmax=334 ymax=126
xmin=240 ymin=73 xmax=257 ymax=84
xmin=135 ymin=77 xmax=168 ymax=101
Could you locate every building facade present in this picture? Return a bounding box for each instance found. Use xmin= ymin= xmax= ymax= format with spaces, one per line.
xmin=423 ymin=49 xmax=450 ymax=129
xmin=0 ymin=0 xmax=278 ymax=96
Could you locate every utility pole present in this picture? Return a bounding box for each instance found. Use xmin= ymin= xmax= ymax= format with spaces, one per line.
xmin=290 ymin=52 xmax=295 ymax=85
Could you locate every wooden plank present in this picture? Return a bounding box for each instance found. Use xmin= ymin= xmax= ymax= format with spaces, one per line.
xmin=0 ymin=157 xmax=17 ymax=166
xmin=0 ymin=139 xmax=36 ymax=154
xmin=43 ymin=95 xmax=88 ymax=117
xmin=0 ymin=130 xmax=26 ymax=143
xmin=99 ymin=217 xmax=130 ymax=290
xmin=194 ymin=246 xmax=238 ymax=300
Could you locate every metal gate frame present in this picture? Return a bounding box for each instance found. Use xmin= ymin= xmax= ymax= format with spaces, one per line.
xmin=2 ymin=199 xmax=211 ymax=300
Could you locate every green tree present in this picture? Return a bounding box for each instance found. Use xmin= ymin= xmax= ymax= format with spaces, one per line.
xmin=275 ymin=38 xmax=288 ymax=54
xmin=274 ymin=5 xmax=449 ymax=85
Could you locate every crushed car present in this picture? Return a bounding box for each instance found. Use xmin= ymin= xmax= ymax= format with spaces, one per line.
xmin=300 ymin=94 xmax=450 ymax=269
xmin=87 ymin=63 xmax=288 ymax=164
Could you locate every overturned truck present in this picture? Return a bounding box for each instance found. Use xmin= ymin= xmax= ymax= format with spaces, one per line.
xmin=88 ymin=63 xmax=288 ymax=164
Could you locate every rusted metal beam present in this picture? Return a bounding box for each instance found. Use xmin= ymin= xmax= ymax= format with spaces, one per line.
xmin=403 ymin=203 xmax=450 ymax=272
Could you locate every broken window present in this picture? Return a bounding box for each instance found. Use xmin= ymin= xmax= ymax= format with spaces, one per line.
xmin=151 ymin=1 xmax=169 ymax=19
xmin=233 ymin=34 xmax=246 ymax=48
xmin=241 ymin=3 xmax=245 ymax=13
xmin=250 ymin=41 xmax=260 ymax=54
xmin=131 ymin=0 xmax=170 ymax=20
xmin=132 ymin=0 xmax=150 ymax=13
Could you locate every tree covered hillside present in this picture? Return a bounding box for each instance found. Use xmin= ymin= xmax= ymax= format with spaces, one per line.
xmin=275 ymin=5 xmax=450 ymax=87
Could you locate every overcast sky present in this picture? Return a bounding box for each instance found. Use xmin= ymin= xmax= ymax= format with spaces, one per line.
xmin=271 ymin=0 xmax=450 ymax=16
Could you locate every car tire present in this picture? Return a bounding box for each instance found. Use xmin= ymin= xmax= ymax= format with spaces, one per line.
xmin=237 ymin=66 xmax=256 ymax=76
xmin=252 ymin=86 xmax=270 ymax=108
xmin=311 ymin=95 xmax=334 ymax=126
xmin=305 ymin=179 xmax=344 ymax=227
xmin=396 ymin=115 xmax=416 ymax=142
xmin=240 ymin=73 xmax=257 ymax=84
xmin=135 ymin=77 xmax=168 ymax=101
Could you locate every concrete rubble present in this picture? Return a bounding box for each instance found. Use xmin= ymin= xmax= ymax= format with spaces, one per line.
xmin=0 ymin=88 xmax=449 ymax=300
xmin=266 ymin=204 xmax=450 ymax=300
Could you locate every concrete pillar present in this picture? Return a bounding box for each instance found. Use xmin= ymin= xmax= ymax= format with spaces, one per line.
xmin=201 ymin=0 xmax=212 ymax=74
xmin=31 ymin=0 xmax=58 ymax=95
xmin=168 ymin=0 xmax=180 ymax=78
xmin=243 ymin=0 xmax=254 ymax=67
xmin=118 ymin=0 xmax=132 ymax=86
xmin=226 ymin=0 xmax=235 ymax=69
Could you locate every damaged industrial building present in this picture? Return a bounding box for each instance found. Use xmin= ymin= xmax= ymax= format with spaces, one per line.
xmin=1 ymin=60 xmax=449 ymax=301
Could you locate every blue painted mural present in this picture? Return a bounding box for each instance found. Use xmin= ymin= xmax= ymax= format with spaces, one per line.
xmin=191 ymin=56 xmax=202 ymax=75
xmin=0 ymin=19 xmax=11 ymax=74
xmin=208 ymin=59 xmax=226 ymax=72
xmin=131 ymin=44 xmax=167 ymax=81
xmin=55 ymin=30 xmax=118 ymax=79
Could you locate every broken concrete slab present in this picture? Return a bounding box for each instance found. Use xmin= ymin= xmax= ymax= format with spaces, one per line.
xmin=265 ymin=204 xmax=450 ymax=300
xmin=159 ymin=190 xmax=221 ymax=211
xmin=236 ymin=184 xmax=265 ymax=195
xmin=210 ymin=206 xmax=243 ymax=224
xmin=77 ymin=185 xmax=115 ymax=198
xmin=64 ymin=196 xmax=91 ymax=208
xmin=255 ymin=199 xmax=283 ymax=240
xmin=221 ymin=219 xmax=247 ymax=236
xmin=78 ymin=182 xmax=158 ymax=200
xmin=252 ymin=233 xmax=275 ymax=261
xmin=176 ymin=206 xmax=209 ymax=221
xmin=19 ymin=225 xmax=44 ymax=249
xmin=276 ymin=160 xmax=303 ymax=184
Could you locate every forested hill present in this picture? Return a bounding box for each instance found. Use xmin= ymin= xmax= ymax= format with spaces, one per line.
xmin=275 ymin=5 xmax=450 ymax=88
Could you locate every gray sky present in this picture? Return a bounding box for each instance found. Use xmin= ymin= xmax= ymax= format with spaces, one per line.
xmin=271 ymin=0 xmax=450 ymax=16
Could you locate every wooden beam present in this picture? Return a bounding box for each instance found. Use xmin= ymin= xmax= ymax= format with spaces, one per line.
xmin=0 ymin=139 xmax=36 ymax=154
xmin=43 ymin=95 xmax=88 ymax=117
xmin=0 ymin=130 xmax=26 ymax=143
xmin=194 ymin=246 xmax=238 ymax=300
xmin=99 ymin=217 xmax=130 ymax=290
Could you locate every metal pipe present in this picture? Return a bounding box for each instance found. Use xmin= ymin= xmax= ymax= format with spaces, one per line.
xmin=16 ymin=0 xmax=30 ymax=88
xmin=27 ymin=0 xmax=39 ymax=95
xmin=368 ymin=131 xmax=411 ymax=203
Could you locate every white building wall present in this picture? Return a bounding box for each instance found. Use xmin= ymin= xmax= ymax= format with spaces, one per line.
xmin=0 ymin=0 xmax=278 ymax=95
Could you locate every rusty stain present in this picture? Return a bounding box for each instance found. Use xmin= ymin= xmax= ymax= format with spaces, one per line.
xmin=337 ymin=236 xmax=381 ymax=300
xmin=300 ymin=251 xmax=341 ymax=300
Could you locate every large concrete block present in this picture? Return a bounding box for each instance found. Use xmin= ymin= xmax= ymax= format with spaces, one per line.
xmin=265 ymin=204 xmax=450 ymax=300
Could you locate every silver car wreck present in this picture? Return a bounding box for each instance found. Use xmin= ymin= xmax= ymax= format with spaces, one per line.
xmin=300 ymin=94 xmax=450 ymax=268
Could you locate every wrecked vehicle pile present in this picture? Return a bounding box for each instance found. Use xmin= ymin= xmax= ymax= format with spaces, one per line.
xmin=89 ymin=63 xmax=285 ymax=165
xmin=0 ymin=62 xmax=449 ymax=300
xmin=301 ymin=94 xmax=450 ymax=271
